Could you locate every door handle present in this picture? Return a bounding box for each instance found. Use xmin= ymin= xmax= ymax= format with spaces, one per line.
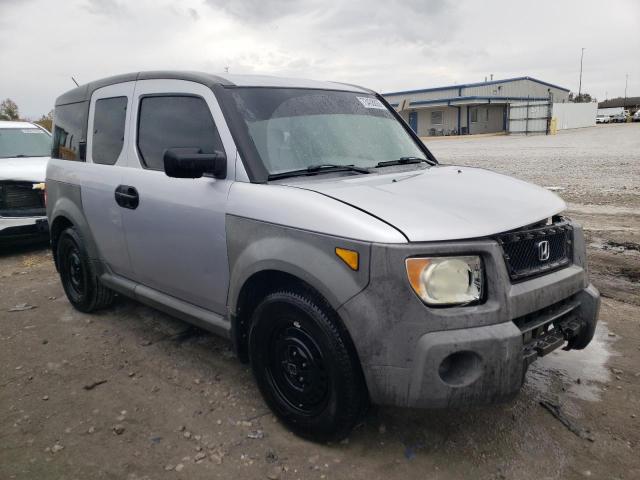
xmin=115 ymin=185 xmax=139 ymax=209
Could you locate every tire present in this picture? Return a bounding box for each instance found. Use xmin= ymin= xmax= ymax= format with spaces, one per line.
xmin=248 ymin=290 xmax=368 ymax=442
xmin=57 ymin=227 xmax=114 ymax=313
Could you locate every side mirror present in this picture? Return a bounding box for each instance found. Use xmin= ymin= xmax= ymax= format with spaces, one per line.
xmin=163 ymin=147 xmax=226 ymax=179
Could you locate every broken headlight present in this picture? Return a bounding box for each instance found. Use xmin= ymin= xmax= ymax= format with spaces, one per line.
xmin=405 ymin=256 xmax=483 ymax=306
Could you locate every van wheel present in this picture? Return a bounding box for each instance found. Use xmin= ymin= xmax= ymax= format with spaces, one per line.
xmin=57 ymin=227 xmax=114 ymax=313
xmin=248 ymin=290 xmax=367 ymax=442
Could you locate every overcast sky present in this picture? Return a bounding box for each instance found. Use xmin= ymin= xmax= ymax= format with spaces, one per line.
xmin=1 ymin=0 xmax=638 ymax=118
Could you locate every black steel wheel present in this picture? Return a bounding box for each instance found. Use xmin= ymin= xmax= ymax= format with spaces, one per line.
xmin=267 ymin=320 xmax=330 ymax=416
xmin=57 ymin=227 xmax=114 ymax=313
xmin=249 ymin=290 xmax=368 ymax=442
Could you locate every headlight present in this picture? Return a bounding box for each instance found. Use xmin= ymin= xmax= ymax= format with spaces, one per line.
xmin=405 ymin=256 xmax=483 ymax=306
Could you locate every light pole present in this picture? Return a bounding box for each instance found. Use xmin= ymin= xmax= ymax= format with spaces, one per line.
xmin=624 ymin=74 xmax=628 ymax=109
xmin=578 ymin=47 xmax=585 ymax=101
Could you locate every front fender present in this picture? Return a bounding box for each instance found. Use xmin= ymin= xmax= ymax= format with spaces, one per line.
xmin=226 ymin=215 xmax=371 ymax=315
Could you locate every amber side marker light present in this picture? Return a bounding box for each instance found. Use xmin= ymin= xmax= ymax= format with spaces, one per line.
xmin=335 ymin=248 xmax=359 ymax=271
xmin=406 ymin=258 xmax=431 ymax=296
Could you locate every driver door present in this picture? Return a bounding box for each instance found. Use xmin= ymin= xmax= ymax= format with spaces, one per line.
xmin=119 ymin=79 xmax=236 ymax=314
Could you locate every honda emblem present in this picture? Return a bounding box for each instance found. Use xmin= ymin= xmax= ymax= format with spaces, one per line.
xmin=537 ymin=240 xmax=550 ymax=261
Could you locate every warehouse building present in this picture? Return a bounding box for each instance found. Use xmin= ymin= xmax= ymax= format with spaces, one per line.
xmin=383 ymin=76 xmax=573 ymax=136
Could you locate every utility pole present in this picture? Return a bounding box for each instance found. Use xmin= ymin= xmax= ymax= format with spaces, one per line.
xmin=577 ymin=47 xmax=585 ymax=101
xmin=624 ymin=74 xmax=628 ymax=109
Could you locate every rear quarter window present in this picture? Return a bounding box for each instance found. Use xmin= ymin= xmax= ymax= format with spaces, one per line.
xmin=52 ymin=101 xmax=88 ymax=161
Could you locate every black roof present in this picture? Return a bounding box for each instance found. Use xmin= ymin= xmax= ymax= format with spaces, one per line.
xmin=55 ymin=71 xmax=232 ymax=105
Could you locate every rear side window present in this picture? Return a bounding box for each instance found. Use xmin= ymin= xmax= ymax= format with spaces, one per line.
xmin=52 ymin=101 xmax=88 ymax=161
xmin=137 ymin=95 xmax=224 ymax=171
xmin=92 ymin=96 xmax=127 ymax=165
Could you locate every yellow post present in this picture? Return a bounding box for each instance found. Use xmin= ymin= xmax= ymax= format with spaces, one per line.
xmin=550 ymin=118 xmax=558 ymax=135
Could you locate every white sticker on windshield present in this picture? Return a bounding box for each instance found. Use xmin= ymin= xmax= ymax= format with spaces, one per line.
xmin=22 ymin=129 xmax=41 ymax=133
xmin=357 ymin=96 xmax=386 ymax=110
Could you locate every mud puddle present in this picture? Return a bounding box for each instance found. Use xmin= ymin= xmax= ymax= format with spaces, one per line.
xmin=526 ymin=322 xmax=617 ymax=402
xmin=590 ymin=239 xmax=640 ymax=253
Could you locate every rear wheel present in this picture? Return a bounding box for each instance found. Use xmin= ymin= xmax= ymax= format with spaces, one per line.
xmin=57 ymin=227 xmax=114 ymax=312
xmin=249 ymin=290 xmax=367 ymax=442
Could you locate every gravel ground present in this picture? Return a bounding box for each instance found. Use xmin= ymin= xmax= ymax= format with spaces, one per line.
xmin=1 ymin=124 xmax=639 ymax=480
xmin=427 ymin=123 xmax=640 ymax=208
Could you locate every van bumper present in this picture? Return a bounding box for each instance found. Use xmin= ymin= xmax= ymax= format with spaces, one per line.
xmin=348 ymin=283 xmax=599 ymax=409
xmin=337 ymin=228 xmax=599 ymax=408
xmin=406 ymin=284 xmax=598 ymax=408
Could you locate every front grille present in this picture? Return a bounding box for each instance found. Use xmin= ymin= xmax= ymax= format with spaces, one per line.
xmin=495 ymin=219 xmax=573 ymax=281
xmin=0 ymin=182 xmax=46 ymax=217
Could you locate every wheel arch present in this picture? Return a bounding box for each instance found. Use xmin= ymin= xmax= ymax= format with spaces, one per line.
xmin=50 ymin=214 xmax=74 ymax=269
xmin=48 ymin=192 xmax=100 ymax=270
xmin=230 ymin=266 xmax=364 ymax=374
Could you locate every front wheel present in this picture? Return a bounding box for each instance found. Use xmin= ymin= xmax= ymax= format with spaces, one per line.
xmin=57 ymin=227 xmax=114 ymax=313
xmin=249 ymin=290 xmax=368 ymax=442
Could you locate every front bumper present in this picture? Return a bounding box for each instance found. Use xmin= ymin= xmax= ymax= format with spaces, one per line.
xmin=406 ymin=284 xmax=599 ymax=408
xmin=337 ymin=224 xmax=600 ymax=408
xmin=0 ymin=216 xmax=49 ymax=241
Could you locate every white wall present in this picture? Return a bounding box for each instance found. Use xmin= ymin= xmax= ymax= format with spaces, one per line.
xmin=552 ymin=102 xmax=597 ymax=130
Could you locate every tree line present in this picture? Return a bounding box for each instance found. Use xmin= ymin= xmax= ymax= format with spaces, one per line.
xmin=0 ymin=98 xmax=53 ymax=132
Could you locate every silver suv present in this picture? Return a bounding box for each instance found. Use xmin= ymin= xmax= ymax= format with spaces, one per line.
xmin=47 ymin=71 xmax=600 ymax=441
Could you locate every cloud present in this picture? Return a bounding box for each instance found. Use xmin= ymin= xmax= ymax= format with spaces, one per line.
xmin=204 ymin=0 xmax=313 ymax=23
xmin=188 ymin=7 xmax=199 ymax=21
xmin=0 ymin=0 xmax=638 ymax=118
xmin=83 ymin=0 xmax=127 ymax=17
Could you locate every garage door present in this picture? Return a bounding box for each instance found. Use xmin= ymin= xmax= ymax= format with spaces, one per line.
xmin=507 ymin=100 xmax=552 ymax=134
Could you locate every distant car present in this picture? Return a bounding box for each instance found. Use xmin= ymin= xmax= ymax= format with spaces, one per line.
xmin=610 ymin=113 xmax=627 ymax=123
xmin=633 ymin=111 xmax=640 ymax=122
xmin=596 ymin=115 xmax=610 ymax=124
xmin=0 ymin=121 xmax=50 ymax=243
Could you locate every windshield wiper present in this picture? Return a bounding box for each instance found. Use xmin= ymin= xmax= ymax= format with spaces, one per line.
xmin=268 ymin=164 xmax=371 ymax=180
xmin=375 ymin=157 xmax=431 ymax=168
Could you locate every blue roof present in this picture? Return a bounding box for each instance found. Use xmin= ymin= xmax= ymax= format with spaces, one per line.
xmin=388 ymin=95 xmax=552 ymax=107
xmin=383 ymin=76 xmax=570 ymax=96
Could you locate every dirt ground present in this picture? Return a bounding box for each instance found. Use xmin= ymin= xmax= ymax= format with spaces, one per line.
xmin=1 ymin=123 xmax=639 ymax=480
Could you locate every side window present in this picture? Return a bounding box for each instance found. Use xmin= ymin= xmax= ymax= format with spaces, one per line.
xmin=52 ymin=101 xmax=88 ymax=161
xmin=431 ymin=110 xmax=443 ymax=125
xmin=137 ymin=95 xmax=224 ymax=171
xmin=92 ymin=96 xmax=127 ymax=165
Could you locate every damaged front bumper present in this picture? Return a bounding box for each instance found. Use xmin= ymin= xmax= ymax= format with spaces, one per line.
xmin=337 ymin=223 xmax=600 ymax=409
xmin=406 ymin=283 xmax=599 ymax=408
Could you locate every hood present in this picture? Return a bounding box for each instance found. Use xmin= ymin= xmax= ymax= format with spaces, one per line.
xmin=281 ymin=166 xmax=566 ymax=242
xmin=0 ymin=156 xmax=49 ymax=182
